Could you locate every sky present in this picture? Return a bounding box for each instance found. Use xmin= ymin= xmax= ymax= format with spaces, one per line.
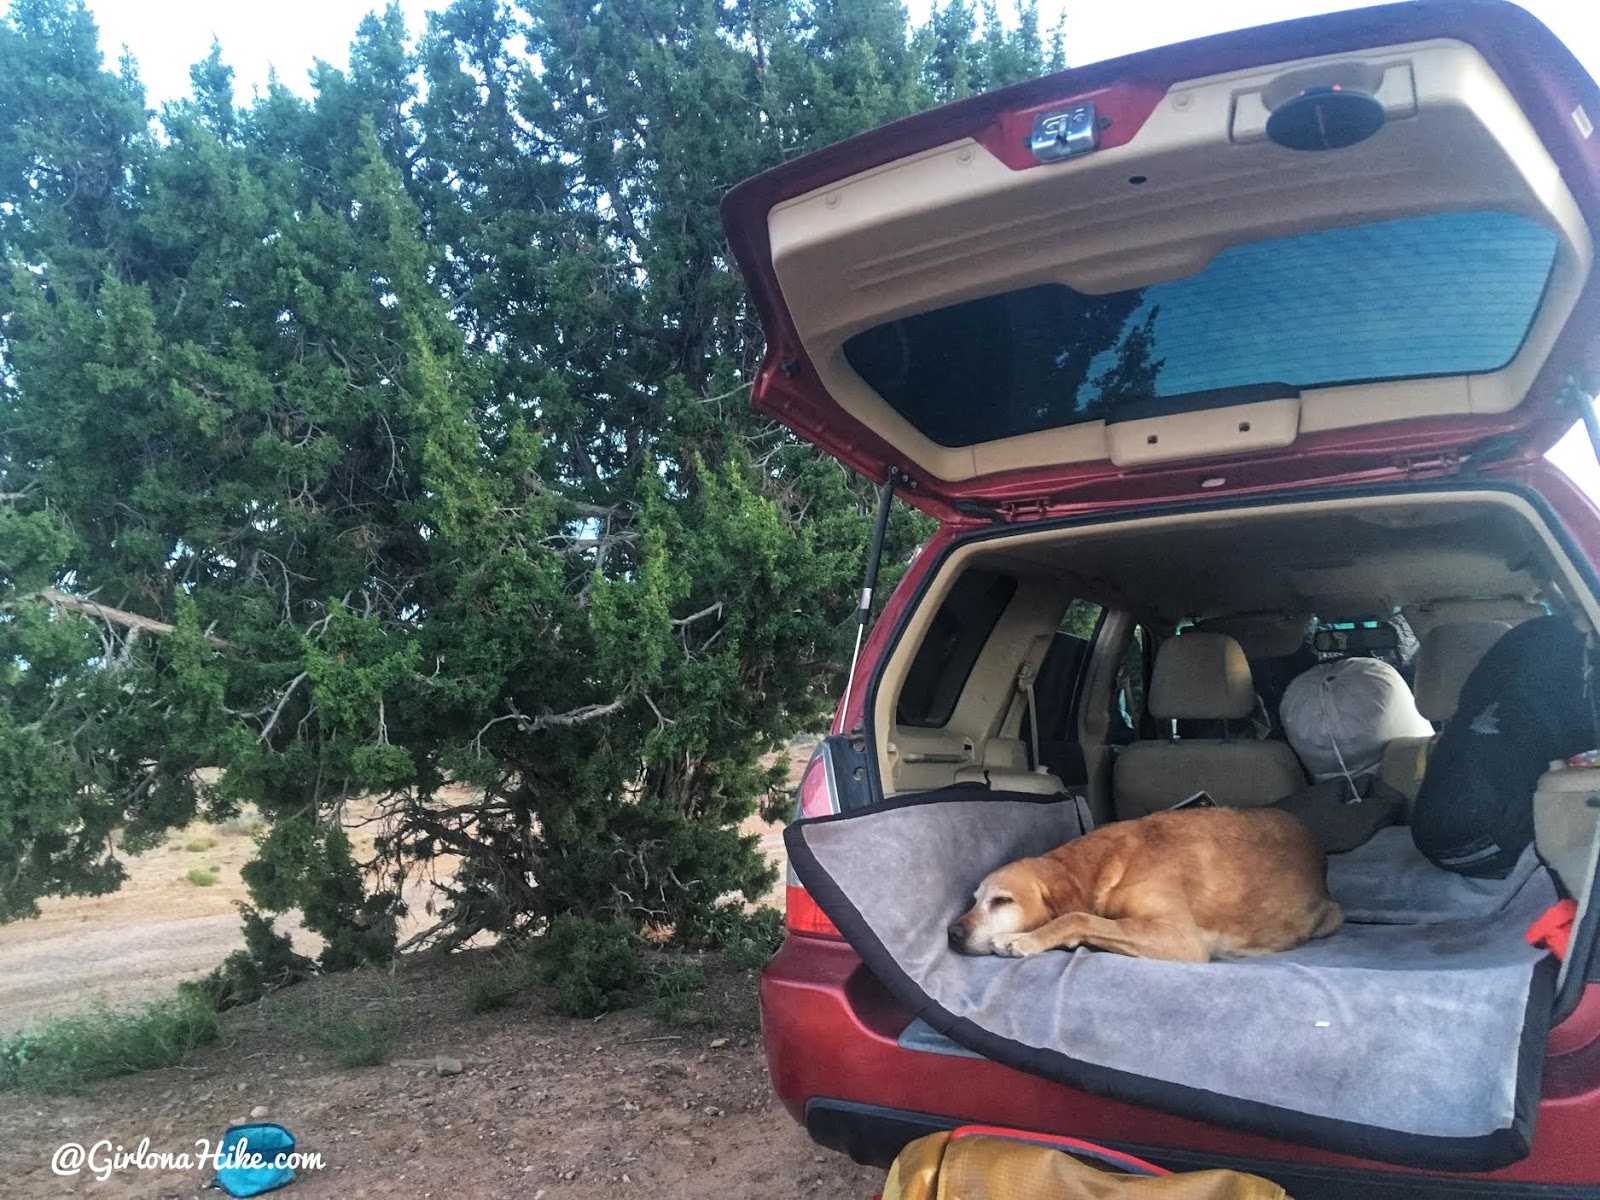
xmin=79 ymin=0 xmax=1598 ymax=108
xmin=77 ymin=0 xmax=1600 ymax=494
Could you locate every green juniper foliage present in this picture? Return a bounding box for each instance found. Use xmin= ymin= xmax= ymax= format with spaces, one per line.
xmin=527 ymin=914 xmax=644 ymax=1019
xmin=185 ymin=905 xmax=317 ymax=1010
xmin=647 ymin=961 xmax=711 ymax=1027
xmin=464 ymin=968 xmax=522 ymax=1014
xmin=0 ymin=1 xmax=1053 ymax=956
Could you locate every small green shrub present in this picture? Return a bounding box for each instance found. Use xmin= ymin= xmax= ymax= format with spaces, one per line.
xmin=262 ymin=982 xmax=402 ymax=1068
xmin=0 ymin=992 xmax=219 ymax=1092
xmin=526 ymin=916 xmax=643 ymax=1018
xmin=689 ymin=905 xmax=784 ymax=969
xmin=723 ymin=908 xmax=784 ymax=972
xmin=183 ymin=837 xmax=217 ymax=852
xmin=464 ymin=971 xmax=520 ymax=1014
xmin=185 ymin=908 xmax=317 ymax=1011
xmin=647 ymin=962 xmax=709 ymax=1026
xmin=185 ymin=868 xmax=217 ymax=887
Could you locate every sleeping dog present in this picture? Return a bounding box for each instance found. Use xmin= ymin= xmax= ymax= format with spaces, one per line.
xmin=948 ymin=806 xmax=1342 ymax=962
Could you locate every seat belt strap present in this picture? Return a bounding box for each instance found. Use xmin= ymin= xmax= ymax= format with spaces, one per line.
xmin=1017 ymin=663 xmax=1042 ymax=774
xmin=1074 ymin=794 xmax=1096 ymax=836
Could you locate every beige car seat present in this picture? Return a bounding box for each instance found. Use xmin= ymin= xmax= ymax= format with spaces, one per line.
xmin=954 ymin=737 xmax=1067 ymax=794
xmin=1379 ymin=620 xmax=1512 ymax=804
xmin=1113 ymin=632 xmax=1306 ymax=819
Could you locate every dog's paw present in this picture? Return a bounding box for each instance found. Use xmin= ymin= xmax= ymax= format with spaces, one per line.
xmin=992 ymin=932 xmax=1044 ymax=958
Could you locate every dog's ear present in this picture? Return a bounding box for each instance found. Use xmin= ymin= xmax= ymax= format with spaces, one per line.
xmin=1033 ymin=855 xmax=1085 ymax=919
xmin=1028 ymin=860 xmax=1062 ymax=920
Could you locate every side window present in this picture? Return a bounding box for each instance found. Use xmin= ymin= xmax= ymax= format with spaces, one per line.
xmin=1107 ymin=626 xmax=1151 ymax=745
xmin=896 ymin=570 xmax=1018 ymax=728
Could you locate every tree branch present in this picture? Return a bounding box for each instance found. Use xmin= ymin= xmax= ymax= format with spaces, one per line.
xmin=258 ymin=672 xmax=309 ymax=745
xmin=29 ymin=588 xmax=231 ymax=648
xmin=671 ymin=601 xmax=723 ymax=627
xmin=520 ymin=473 xmax=628 ymax=521
xmin=521 ymin=697 xmax=625 ymax=731
xmin=471 ymin=697 xmax=625 ymax=755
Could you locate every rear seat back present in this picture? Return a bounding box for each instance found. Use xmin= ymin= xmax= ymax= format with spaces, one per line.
xmin=1113 ymin=633 xmax=1306 ymax=818
xmin=1380 ymin=620 xmax=1511 ymax=802
xmin=954 ymin=737 xmax=1067 ymax=794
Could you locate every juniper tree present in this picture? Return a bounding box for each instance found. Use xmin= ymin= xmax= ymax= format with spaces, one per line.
xmin=0 ymin=0 xmax=1050 ymax=957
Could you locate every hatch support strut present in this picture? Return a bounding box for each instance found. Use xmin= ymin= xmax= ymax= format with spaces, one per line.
xmin=840 ymin=467 xmax=904 ymax=719
xmin=1577 ymin=387 xmax=1600 ymax=466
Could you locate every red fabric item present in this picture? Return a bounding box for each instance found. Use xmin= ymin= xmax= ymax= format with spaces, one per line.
xmin=949 ymin=1125 xmax=1172 ymax=1175
xmin=1527 ymin=899 xmax=1579 ymax=960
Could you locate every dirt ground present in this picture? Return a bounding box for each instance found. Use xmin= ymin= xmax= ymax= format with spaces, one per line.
xmin=0 ymin=953 xmax=885 ymax=1199
xmin=0 ymin=745 xmax=844 ymax=1197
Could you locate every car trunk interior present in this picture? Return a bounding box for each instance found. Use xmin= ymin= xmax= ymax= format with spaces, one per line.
xmin=783 ymin=486 xmax=1600 ymax=1165
xmin=872 ymin=488 xmax=1597 ymax=895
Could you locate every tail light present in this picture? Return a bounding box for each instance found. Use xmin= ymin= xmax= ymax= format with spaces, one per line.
xmin=784 ymin=747 xmax=845 ymax=939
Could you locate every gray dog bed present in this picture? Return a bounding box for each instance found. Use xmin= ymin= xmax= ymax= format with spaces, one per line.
xmin=785 ymin=790 xmax=1559 ymax=1170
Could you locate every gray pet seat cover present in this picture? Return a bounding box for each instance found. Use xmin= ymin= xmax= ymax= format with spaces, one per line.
xmin=785 ymin=791 xmax=1558 ymax=1171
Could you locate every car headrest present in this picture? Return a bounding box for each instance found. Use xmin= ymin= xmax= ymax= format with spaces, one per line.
xmin=1193 ymin=612 xmax=1313 ymax=659
xmin=1149 ymin=632 xmax=1254 ymax=721
xmin=1414 ymin=621 xmax=1511 ymax=721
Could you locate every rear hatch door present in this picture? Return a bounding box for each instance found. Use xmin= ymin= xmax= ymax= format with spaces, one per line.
xmin=722 ymin=1 xmax=1600 ymax=521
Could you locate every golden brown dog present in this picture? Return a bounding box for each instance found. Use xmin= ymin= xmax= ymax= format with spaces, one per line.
xmin=948 ymin=807 xmax=1342 ymax=962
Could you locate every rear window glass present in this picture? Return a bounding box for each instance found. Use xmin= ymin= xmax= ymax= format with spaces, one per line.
xmin=842 ymin=210 xmax=1558 ymax=448
xmin=897 ymin=569 xmax=1017 ymax=728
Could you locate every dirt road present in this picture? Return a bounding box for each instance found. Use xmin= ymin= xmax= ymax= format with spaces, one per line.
xmin=0 ymin=820 xmax=270 ymax=1036
xmin=0 ymin=747 xmax=811 ymax=1037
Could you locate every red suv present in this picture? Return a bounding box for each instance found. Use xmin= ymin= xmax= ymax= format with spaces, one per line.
xmin=722 ymin=2 xmax=1600 ymax=1196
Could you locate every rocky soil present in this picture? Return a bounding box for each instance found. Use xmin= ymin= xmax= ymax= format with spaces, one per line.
xmin=0 ymin=951 xmax=883 ymax=1199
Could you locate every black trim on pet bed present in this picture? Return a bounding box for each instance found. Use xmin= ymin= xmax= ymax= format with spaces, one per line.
xmin=785 ymin=792 xmax=1556 ymax=1172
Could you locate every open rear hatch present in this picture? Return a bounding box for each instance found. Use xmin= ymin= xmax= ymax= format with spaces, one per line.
xmin=722 ymin=0 xmax=1600 ymax=522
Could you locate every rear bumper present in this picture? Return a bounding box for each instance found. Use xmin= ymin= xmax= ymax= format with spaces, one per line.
xmin=763 ymin=934 xmax=1600 ymax=1191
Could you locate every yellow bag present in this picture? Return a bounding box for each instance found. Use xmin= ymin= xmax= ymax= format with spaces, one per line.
xmin=882 ymin=1127 xmax=1290 ymax=1200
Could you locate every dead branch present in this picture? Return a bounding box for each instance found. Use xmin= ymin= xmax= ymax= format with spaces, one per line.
xmin=520 ymin=697 xmax=625 ymax=731
xmin=28 ymin=588 xmax=231 ymax=648
xmin=699 ymin=379 xmax=751 ymax=405
xmin=470 ymin=696 xmax=626 ymax=755
xmin=257 ymin=672 xmax=309 ymax=745
xmin=671 ymin=600 xmax=723 ymax=628
xmin=644 ymin=693 xmax=673 ymax=731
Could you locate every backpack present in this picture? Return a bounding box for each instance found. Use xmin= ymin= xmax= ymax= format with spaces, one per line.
xmin=1411 ymin=617 xmax=1595 ymax=878
xmin=881 ymin=1127 xmax=1287 ymax=1199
